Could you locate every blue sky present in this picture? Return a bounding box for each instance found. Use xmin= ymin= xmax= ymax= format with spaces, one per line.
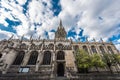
xmin=0 ymin=0 xmax=120 ymax=50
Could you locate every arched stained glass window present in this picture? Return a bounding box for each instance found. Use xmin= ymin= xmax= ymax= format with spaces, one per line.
xmin=83 ymin=45 xmax=88 ymax=53
xmin=42 ymin=51 xmax=51 ymax=65
xmin=13 ymin=51 xmax=25 ymax=65
xmin=91 ymin=46 xmax=97 ymax=53
xmin=27 ymin=51 xmax=38 ymax=65
xmin=57 ymin=51 xmax=65 ymax=60
xmin=99 ymin=46 xmax=105 ymax=54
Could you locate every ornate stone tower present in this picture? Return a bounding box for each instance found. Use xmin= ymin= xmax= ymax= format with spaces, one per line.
xmin=55 ymin=20 xmax=67 ymax=40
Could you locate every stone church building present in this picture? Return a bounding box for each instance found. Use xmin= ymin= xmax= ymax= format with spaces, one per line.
xmin=0 ymin=20 xmax=119 ymax=80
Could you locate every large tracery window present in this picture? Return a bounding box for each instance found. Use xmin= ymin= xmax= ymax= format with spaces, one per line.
xmin=108 ymin=46 xmax=114 ymax=54
xmin=83 ymin=45 xmax=88 ymax=53
xmin=91 ymin=46 xmax=97 ymax=53
xmin=57 ymin=51 xmax=65 ymax=60
xmin=42 ymin=51 xmax=51 ymax=65
xmin=13 ymin=51 xmax=25 ymax=65
xmin=27 ymin=51 xmax=38 ymax=65
xmin=99 ymin=46 xmax=105 ymax=54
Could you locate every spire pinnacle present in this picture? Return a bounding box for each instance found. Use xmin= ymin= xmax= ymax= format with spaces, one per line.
xmin=59 ymin=19 xmax=63 ymax=27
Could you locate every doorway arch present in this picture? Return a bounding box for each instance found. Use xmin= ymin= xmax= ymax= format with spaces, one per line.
xmin=57 ymin=63 xmax=64 ymax=76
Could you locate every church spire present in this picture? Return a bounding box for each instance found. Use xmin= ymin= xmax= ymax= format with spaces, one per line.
xmin=55 ymin=20 xmax=67 ymax=40
xmin=59 ymin=19 xmax=63 ymax=27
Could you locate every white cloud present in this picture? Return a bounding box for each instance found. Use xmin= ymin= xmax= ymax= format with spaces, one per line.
xmin=0 ymin=29 xmax=17 ymax=40
xmin=59 ymin=0 xmax=120 ymax=40
xmin=0 ymin=0 xmax=120 ymax=51
xmin=16 ymin=0 xmax=27 ymax=5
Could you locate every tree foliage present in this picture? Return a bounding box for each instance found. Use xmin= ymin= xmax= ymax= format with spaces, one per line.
xmin=76 ymin=49 xmax=92 ymax=69
xmin=91 ymin=53 xmax=105 ymax=68
xmin=75 ymin=49 xmax=120 ymax=73
xmin=103 ymin=53 xmax=116 ymax=67
xmin=75 ymin=49 xmax=105 ymax=73
xmin=112 ymin=54 xmax=120 ymax=64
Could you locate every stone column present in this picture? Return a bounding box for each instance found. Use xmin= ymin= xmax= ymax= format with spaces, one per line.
xmin=50 ymin=51 xmax=55 ymax=78
xmin=35 ymin=50 xmax=42 ymax=72
xmin=2 ymin=48 xmax=17 ymax=74
xmin=22 ymin=51 xmax=31 ymax=66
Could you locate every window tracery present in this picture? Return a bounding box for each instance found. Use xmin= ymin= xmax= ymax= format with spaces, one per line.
xmin=42 ymin=51 xmax=51 ymax=65
xmin=27 ymin=51 xmax=38 ymax=65
xmin=91 ymin=46 xmax=97 ymax=53
xmin=57 ymin=51 xmax=65 ymax=60
xmin=13 ymin=51 xmax=25 ymax=65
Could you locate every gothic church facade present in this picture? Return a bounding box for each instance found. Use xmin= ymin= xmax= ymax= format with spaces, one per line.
xmin=0 ymin=20 xmax=119 ymax=79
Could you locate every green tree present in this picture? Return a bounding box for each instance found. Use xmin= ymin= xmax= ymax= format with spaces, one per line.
xmin=91 ymin=53 xmax=106 ymax=72
xmin=111 ymin=54 xmax=120 ymax=73
xmin=103 ymin=53 xmax=116 ymax=73
xmin=112 ymin=54 xmax=120 ymax=64
xmin=75 ymin=49 xmax=92 ymax=73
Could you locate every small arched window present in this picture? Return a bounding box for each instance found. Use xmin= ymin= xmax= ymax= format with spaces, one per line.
xmin=13 ymin=51 xmax=25 ymax=65
xmin=91 ymin=46 xmax=97 ymax=53
xmin=57 ymin=51 xmax=65 ymax=60
xmin=99 ymin=46 xmax=105 ymax=54
xmin=42 ymin=51 xmax=51 ymax=65
xmin=83 ymin=45 xmax=88 ymax=53
xmin=108 ymin=46 xmax=114 ymax=54
xmin=27 ymin=51 xmax=38 ymax=65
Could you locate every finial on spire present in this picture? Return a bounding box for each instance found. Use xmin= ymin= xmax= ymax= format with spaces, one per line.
xmin=30 ymin=34 xmax=33 ymax=40
xmin=100 ymin=38 xmax=103 ymax=42
xmin=93 ymin=38 xmax=96 ymax=42
xmin=8 ymin=34 xmax=14 ymax=41
xmin=20 ymin=35 xmax=24 ymax=43
xmin=86 ymin=37 xmax=88 ymax=42
xmin=59 ymin=19 xmax=63 ymax=27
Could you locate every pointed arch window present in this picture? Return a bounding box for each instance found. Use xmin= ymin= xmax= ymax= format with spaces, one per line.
xmin=99 ymin=46 xmax=105 ymax=54
xmin=108 ymin=46 xmax=114 ymax=54
xmin=91 ymin=46 xmax=97 ymax=53
xmin=42 ymin=51 xmax=51 ymax=65
xmin=13 ymin=51 xmax=25 ymax=65
xmin=83 ymin=45 xmax=88 ymax=53
xmin=27 ymin=51 xmax=38 ymax=65
xmin=57 ymin=51 xmax=65 ymax=60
